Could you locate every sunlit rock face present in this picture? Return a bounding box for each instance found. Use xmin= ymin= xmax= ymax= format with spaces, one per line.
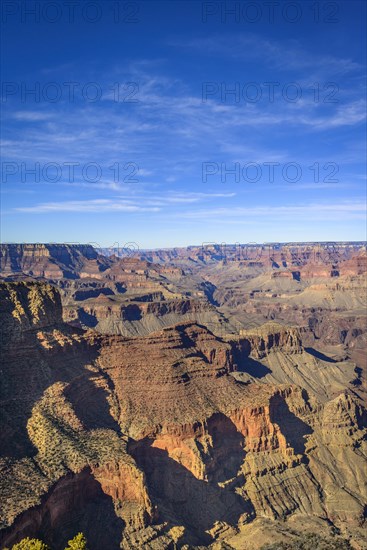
xmin=0 ymin=279 xmax=366 ymax=549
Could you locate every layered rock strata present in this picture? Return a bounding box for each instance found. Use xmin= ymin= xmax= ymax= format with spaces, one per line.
xmin=0 ymin=282 xmax=366 ymax=549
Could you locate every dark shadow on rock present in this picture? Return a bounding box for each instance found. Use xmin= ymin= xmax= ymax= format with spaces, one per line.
xmin=206 ymin=412 xmax=246 ymax=483
xmin=115 ymin=282 xmax=127 ymax=294
xmin=62 ymin=271 xmax=78 ymax=280
xmin=200 ymin=282 xmax=220 ymax=307
xmin=0 ymin=324 xmax=120 ymax=458
xmin=305 ymin=347 xmax=337 ymax=363
xmin=0 ymin=468 xmax=125 ymax=550
xmin=269 ymin=394 xmax=313 ymax=455
xmin=64 ymin=369 xmax=122 ymax=434
xmin=121 ymin=304 xmax=142 ymax=321
xmin=74 ymin=288 xmax=114 ymax=301
xmin=237 ymin=357 xmax=272 ymax=378
xmin=78 ymin=308 xmax=98 ymax=328
xmin=230 ymin=341 xmax=272 ymax=379
xmin=351 ymin=366 xmax=363 ymax=387
xmin=129 ymin=429 xmax=253 ymax=545
xmin=355 ymin=399 xmax=367 ymax=429
xmin=0 ymin=324 xmax=127 ymax=548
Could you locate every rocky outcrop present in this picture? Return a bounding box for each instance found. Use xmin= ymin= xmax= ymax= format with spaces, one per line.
xmin=0 ymin=283 xmax=153 ymax=549
xmin=0 ymin=282 xmax=366 ymax=549
xmin=63 ymin=297 xmax=223 ymax=338
xmin=0 ymin=244 xmax=107 ymax=280
xmin=339 ymin=251 xmax=367 ymax=276
xmin=0 ymin=469 xmax=125 ymax=550
xmin=0 ymin=281 xmax=63 ymax=344
xmin=234 ymin=322 xmax=302 ymax=359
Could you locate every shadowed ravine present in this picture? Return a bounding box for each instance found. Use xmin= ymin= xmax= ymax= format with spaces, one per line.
xmin=0 ymin=272 xmax=366 ymax=549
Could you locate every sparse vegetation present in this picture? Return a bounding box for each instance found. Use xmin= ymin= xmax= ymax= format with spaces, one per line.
xmin=7 ymin=533 xmax=89 ymax=550
xmin=10 ymin=538 xmax=50 ymax=550
xmin=1 ymin=273 xmax=366 ymax=549
xmin=64 ymin=532 xmax=89 ymax=550
xmin=260 ymin=532 xmax=352 ymax=550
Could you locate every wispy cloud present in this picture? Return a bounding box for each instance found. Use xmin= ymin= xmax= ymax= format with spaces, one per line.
xmin=179 ymin=34 xmax=363 ymax=76
xmin=161 ymin=192 xmax=236 ymax=203
xmin=13 ymin=191 xmax=237 ymax=213
xmin=1 ymin=54 xmax=365 ymax=187
xmin=12 ymin=111 xmax=54 ymax=122
xmin=179 ymin=201 xmax=366 ymax=221
xmin=15 ymin=199 xmax=161 ymax=213
xmin=2 ymin=0 xmax=365 ymax=245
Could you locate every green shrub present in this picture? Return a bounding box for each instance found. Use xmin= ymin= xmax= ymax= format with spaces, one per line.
xmin=261 ymin=532 xmax=352 ymax=550
xmin=11 ymin=538 xmax=50 ymax=550
xmin=64 ymin=533 xmax=88 ymax=550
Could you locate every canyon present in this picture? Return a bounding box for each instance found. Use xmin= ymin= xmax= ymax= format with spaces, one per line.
xmin=0 ymin=243 xmax=366 ymax=549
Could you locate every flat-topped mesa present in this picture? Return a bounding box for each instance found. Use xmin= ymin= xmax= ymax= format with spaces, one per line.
xmin=103 ymin=257 xmax=184 ymax=286
xmin=68 ymin=297 xmax=213 ymax=323
xmin=339 ymin=251 xmax=367 ymax=276
xmin=112 ymin=257 xmax=183 ymax=275
xmin=0 ymin=243 xmax=107 ymax=279
xmin=0 ymin=281 xmax=63 ymax=344
xmin=135 ymin=243 xmax=366 ymax=265
xmin=235 ymin=322 xmax=302 ymax=359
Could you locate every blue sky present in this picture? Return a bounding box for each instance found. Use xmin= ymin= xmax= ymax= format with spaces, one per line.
xmin=1 ymin=0 xmax=366 ymax=248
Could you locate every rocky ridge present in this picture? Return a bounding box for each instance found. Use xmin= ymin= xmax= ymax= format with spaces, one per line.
xmin=0 ymin=282 xmax=366 ymax=549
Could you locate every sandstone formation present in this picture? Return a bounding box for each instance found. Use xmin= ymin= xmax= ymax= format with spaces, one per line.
xmin=1 ymin=281 xmax=366 ymax=549
xmin=0 ymin=244 xmax=109 ymax=279
xmin=1 ymin=243 xmax=366 ymax=352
